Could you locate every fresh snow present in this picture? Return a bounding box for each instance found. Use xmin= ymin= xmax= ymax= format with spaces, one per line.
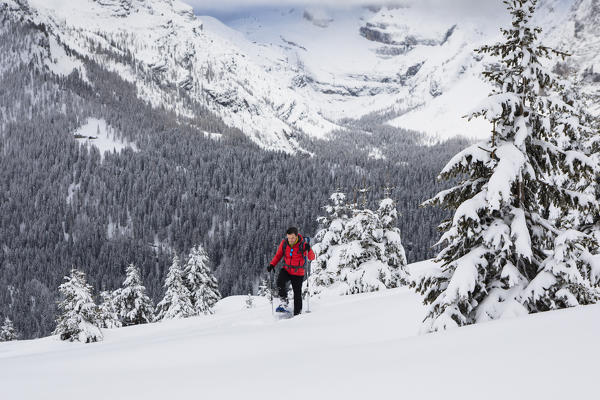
xmin=1 ymin=260 xmax=599 ymax=399
xmin=73 ymin=118 xmax=138 ymax=160
xmin=486 ymin=143 xmax=526 ymax=210
xmin=45 ymin=36 xmax=86 ymax=80
xmin=367 ymin=147 xmax=386 ymax=160
xmin=203 ymin=131 xmax=223 ymax=141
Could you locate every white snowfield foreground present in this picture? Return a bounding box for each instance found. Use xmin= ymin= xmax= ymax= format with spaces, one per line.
xmin=1 ymin=284 xmax=599 ymax=399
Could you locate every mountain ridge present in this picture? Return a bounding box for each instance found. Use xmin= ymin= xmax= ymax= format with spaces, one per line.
xmin=3 ymin=0 xmax=598 ymax=151
xmin=3 ymin=0 xmax=339 ymax=153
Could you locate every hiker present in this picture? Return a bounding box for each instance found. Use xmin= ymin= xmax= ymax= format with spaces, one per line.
xmin=267 ymin=227 xmax=315 ymax=315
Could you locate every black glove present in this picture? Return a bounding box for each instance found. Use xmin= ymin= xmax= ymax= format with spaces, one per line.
xmin=304 ymin=243 xmax=311 ymax=252
xmin=267 ymin=264 xmax=275 ymax=273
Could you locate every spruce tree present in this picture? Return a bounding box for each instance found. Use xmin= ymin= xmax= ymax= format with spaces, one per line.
xmin=114 ymin=263 xmax=154 ymax=326
xmin=53 ymin=269 xmax=103 ymax=343
xmin=377 ymin=195 xmax=408 ymax=286
xmin=98 ymin=290 xmax=122 ymax=329
xmin=308 ymin=191 xmax=352 ymax=295
xmin=0 ymin=317 xmax=18 ymax=342
xmin=309 ymin=190 xmax=404 ymax=295
xmin=183 ymin=245 xmax=221 ymax=315
xmin=337 ymin=205 xmax=390 ymax=294
xmin=414 ymin=0 xmax=599 ymax=332
xmin=521 ymin=82 xmax=600 ymax=310
xmin=587 ymin=112 xmax=600 ymax=243
xmin=155 ymin=255 xmax=194 ymax=321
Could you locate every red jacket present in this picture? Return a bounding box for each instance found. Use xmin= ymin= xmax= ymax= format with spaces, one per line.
xmin=270 ymin=234 xmax=316 ymax=276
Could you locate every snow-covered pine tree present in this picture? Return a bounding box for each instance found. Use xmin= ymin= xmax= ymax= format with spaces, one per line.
xmin=114 ymin=263 xmax=154 ymax=326
xmin=155 ymin=255 xmax=194 ymax=321
xmin=587 ymin=111 xmax=600 ymax=244
xmin=307 ymin=191 xmax=353 ymax=295
xmin=336 ymin=203 xmax=392 ymax=294
xmin=183 ymin=245 xmax=221 ymax=315
xmin=377 ymin=195 xmax=408 ymax=286
xmin=520 ymin=78 xmax=600 ymax=311
xmin=53 ymin=269 xmax=103 ymax=343
xmin=0 ymin=317 xmax=18 ymax=342
xmin=414 ymin=0 xmax=599 ymax=332
xmin=98 ymin=290 xmax=122 ymax=329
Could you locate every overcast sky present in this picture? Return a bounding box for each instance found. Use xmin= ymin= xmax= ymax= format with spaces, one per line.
xmin=186 ymin=0 xmax=400 ymax=12
xmin=183 ymin=0 xmax=506 ymax=21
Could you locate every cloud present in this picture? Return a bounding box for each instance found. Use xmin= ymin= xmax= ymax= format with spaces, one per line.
xmin=183 ymin=0 xmax=505 ymax=20
xmin=184 ymin=0 xmax=398 ymax=21
xmin=185 ymin=1 xmax=391 ymax=12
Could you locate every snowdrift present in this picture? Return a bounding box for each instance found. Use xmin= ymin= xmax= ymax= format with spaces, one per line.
xmin=1 ymin=278 xmax=599 ymax=399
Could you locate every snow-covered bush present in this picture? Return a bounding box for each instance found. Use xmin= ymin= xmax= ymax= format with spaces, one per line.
xmin=245 ymin=293 xmax=254 ymax=309
xmin=257 ymin=278 xmax=272 ymax=301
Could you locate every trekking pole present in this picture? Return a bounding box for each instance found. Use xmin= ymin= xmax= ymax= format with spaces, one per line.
xmin=269 ymin=270 xmax=274 ymax=315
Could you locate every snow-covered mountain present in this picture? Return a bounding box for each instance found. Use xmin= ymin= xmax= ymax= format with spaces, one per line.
xmin=2 ymin=0 xmax=598 ymax=152
xmin=223 ymin=5 xmax=497 ymax=142
xmin=542 ymin=0 xmax=600 ymax=113
xmin=1 ymin=0 xmax=339 ymax=153
xmin=222 ymin=0 xmax=600 ymax=142
xmin=1 ymin=262 xmax=599 ymax=399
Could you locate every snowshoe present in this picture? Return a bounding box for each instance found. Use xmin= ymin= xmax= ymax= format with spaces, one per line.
xmin=275 ymin=304 xmax=290 ymax=313
xmin=275 ymin=302 xmax=292 ymax=319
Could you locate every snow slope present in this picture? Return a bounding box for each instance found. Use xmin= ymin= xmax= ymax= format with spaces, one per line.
xmin=1 ymin=272 xmax=599 ymax=399
xmin=74 ymin=118 xmax=138 ymax=161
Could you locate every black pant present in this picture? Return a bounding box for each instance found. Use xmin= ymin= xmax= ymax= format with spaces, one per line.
xmin=276 ymin=268 xmax=304 ymax=315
